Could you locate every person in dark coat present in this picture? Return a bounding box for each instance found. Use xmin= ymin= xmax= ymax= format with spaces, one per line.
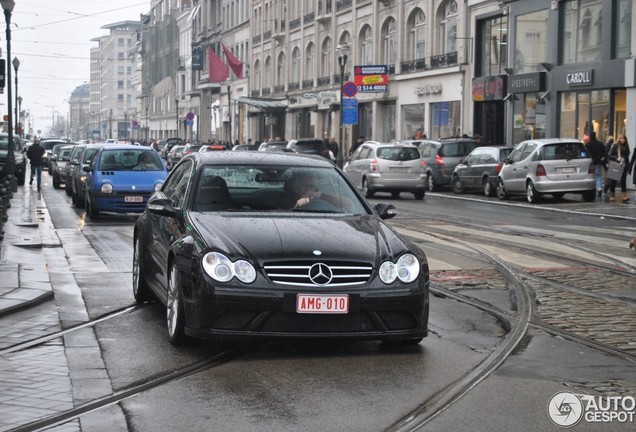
xmin=26 ymin=140 xmax=46 ymax=190
xmin=583 ymin=132 xmax=607 ymax=196
xmin=603 ymin=135 xmax=614 ymax=194
xmin=607 ymin=134 xmax=630 ymax=203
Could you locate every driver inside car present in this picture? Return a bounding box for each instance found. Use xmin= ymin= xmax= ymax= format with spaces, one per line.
xmin=281 ymin=171 xmax=345 ymax=210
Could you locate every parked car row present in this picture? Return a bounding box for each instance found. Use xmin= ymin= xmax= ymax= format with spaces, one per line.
xmin=58 ymin=143 xmax=168 ymax=219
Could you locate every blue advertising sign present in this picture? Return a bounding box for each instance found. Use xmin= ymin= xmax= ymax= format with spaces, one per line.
xmin=342 ymin=98 xmax=358 ymax=125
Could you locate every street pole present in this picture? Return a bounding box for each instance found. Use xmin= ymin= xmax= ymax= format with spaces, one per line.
xmin=175 ymin=99 xmax=179 ymax=140
xmin=336 ymin=45 xmax=349 ymax=169
xmin=2 ymin=0 xmax=16 ymax=189
xmin=12 ymin=57 xmax=19 ymax=139
xmin=145 ymin=106 xmax=149 ymax=142
xmin=227 ymin=83 xmax=232 ymax=145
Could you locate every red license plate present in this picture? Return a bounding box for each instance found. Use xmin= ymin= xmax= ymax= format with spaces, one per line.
xmin=124 ymin=196 xmax=144 ymax=203
xmin=296 ymin=294 xmax=349 ymax=314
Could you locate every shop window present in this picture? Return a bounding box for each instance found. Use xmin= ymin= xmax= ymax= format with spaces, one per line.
xmin=431 ymin=101 xmax=460 ymax=139
xmin=615 ymin=0 xmax=632 ymax=58
xmin=513 ymin=94 xmax=545 ymax=144
xmin=514 ymin=10 xmax=547 ymax=73
xmin=402 ymin=104 xmax=426 ymax=140
xmin=478 ymin=15 xmax=508 ymax=76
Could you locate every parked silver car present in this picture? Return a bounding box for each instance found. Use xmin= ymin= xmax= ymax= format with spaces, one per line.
xmin=496 ymin=138 xmax=596 ymax=203
xmin=344 ymin=141 xmax=426 ymax=199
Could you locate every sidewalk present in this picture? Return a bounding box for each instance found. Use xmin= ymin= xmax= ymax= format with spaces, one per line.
xmin=0 ymin=184 xmax=55 ymax=318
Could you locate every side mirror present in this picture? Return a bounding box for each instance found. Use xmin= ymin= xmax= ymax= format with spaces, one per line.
xmin=62 ymin=156 xmax=70 ymax=162
xmin=82 ymin=165 xmax=92 ymax=173
xmin=373 ymin=203 xmax=397 ymax=220
xmin=147 ymin=194 xmax=177 ymax=217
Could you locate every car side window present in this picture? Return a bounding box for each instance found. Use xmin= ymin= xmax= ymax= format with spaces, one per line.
xmin=479 ymin=149 xmax=496 ymax=164
xmin=521 ymin=143 xmax=538 ymax=160
xmin=359 ymin=147 xmax=372 ymax=160
xmin=419 ymin=144 xmax=435 ymax=158
xmin=465 ymin=149 xmax=482 ymax=164
xmin=509 ymin=144 xmax=526 ymax=163
xmin=163 ymin=161 xmax=193 ymax=209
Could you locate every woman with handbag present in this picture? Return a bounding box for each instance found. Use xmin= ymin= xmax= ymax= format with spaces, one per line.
xmin=607 ymin=134 xmax=630 ymax=203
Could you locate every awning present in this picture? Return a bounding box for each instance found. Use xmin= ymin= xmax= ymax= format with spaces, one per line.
xmin=237 ymin=97 xmax=287 ymax=111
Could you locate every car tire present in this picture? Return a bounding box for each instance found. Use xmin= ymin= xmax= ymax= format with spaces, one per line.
xmin=391 ymin=191 xmax=401 ymax=198
xmin=451 ymin=176 xmax=464 ymax=194
xmin=65 ymin=181 xmax=72 ymax=196
xmin=167 ymin=262 xmax=187 ymax=346
xmin=86 ymin=193 xmax=100 ymax=219
xmin=132 ymin=235 xmax=153 ymax=302
xmin=72 ymin=191 xmax=81 ymax=207
xmin=52 ymin=174 xmax=60 ymax=189
xmin=496 ymin=179 xmax=509 ymax=200
xmin=582 ymin=190 xmax=596 ymax=202
xmin=483 ymin=177 xmax=495 ymax=197
xmin=413 ymin=190 xmax=425 ymax=200
xmin=362 ymin=178 xmax=375 ymax=198
xmin=552 ymin=192 xmax=565 ymax=199
xmin=526 ymin=181 xmax=539 ymax=203
xmin=427 ymin=174 xmax=437 ymax=192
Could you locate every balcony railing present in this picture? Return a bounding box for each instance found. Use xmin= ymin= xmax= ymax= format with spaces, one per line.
xmin=304 ymin=12 xmax=315 ymax=25
xmin=430 ymin=51 xmax=458 ymax=69
xmin=318 ymin=0 xmax=333 ymax=16
xmin=262 ymin=88 xmax=271 ymax=96
xmin=317 ymin=76 xmax=331 ymax=87
xmin=336 ymin=0 xmax=352 ymax=12
xmin=302 ymin=79 xmax=314 ymax=89
xmin=400 ymin=58 xmax=427 ymax=74
xmin=290 ymin=18 xmax=301 ymax=31
xmin=263 ymin=30 xmax=272 ymax=42
xmin=388 ymin=64 xmax=395 ymax=74
xmin=274 ymin=84 xmax=285 ymax=94
xmin=251 ymin=89 xmax=260 ymax=97
xmin=252 ymin=34 xmax=261 ymax=45
xmin=333 ymin=72 xmax=350 ymax=84
xmin=288 ymin=82 xmax=300 ymax=91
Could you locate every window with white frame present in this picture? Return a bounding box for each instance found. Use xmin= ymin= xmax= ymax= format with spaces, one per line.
xmin=321 ymin=37 xmax=332 ymax=78
xmin=408 ymin=8 xmax=427 ymax=60
xmin=382 ymin=17 xmax=397 ymax=66
xmin=264 ymin=56 xmax=272 ymax=89
xmin=253 ymin=60 xmax=261 ymax=90
xmin=359 ymin=25 xmax=373 ymax=65
xmin=292 ymin=47 xmax=301 ymax=83
xmin=305 ymin=43 xmax=315 ymax=80
xmin=439 ymin=0 xmax=458 ymax=54
xmin=277 ymin=52 xmax=286 ymax=86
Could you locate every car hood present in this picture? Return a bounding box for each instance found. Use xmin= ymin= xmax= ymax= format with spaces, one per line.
xmin=91 ymin=171 xmax=167 ymax=191
xmin=190 ymin=213 xmax=412 ymax=266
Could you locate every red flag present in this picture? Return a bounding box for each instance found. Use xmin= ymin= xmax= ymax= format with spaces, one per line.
xmin=222 ymin=43 xmax=244 ymax=79
xmin=208 ymin=47 xmax=229 ymax=83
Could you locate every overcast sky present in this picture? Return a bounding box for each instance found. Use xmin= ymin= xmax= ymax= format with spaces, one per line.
xmin=7 ymin=0 xmax=148 ymax=136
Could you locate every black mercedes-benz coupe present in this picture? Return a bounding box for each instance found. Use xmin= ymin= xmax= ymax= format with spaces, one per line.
xmin=133 ymin=151 xmax=429 ymax=346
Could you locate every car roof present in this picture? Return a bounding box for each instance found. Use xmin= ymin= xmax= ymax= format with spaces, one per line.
xmin=190 ymin=150 xmax=334 ymax=168
xmin=96 ymin=144 xmax=154 ymax=151
xmin=519 ymin=138 xmax=583 ymax=145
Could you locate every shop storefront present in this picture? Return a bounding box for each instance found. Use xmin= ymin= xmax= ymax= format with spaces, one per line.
xmin=506 ymin=72 xmax=547 ymax=144
xmin=472 ymin=75 xmax=506 ymax=145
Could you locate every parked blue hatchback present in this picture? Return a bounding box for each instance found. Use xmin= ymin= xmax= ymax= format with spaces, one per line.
xmin=83 ymin=145 xmax=168 ymax=219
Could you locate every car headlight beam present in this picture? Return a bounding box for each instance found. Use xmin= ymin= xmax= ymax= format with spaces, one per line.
xmin=101 ymin=183 xmax=113 ymax=194
xmin=380 ymin=253 xmax=420 ymax=284
xmin=202 ymin=252 xmax=256 ymax=284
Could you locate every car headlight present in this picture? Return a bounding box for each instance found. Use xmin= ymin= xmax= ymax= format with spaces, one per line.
xmin=154 ymin=182 xmax=163 ymax=191
xmin=101 ymin=183 xmax=113 ymax=193
xmin=379 ymin=253 xmax=420 ymax=284
xmin=202 ymin=252 xmax=256 ymax=284
xmin=80 ymin=175 xmax=87 ymax=183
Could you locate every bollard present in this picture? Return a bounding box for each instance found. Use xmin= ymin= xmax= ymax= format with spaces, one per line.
xmin=3 ymin=179 xmax=11 ymax=207
xmin=0 ymin=183 xmax=7 ymax=224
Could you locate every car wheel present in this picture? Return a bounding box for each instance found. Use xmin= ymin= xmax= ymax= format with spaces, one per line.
xmin=65 ymin=181 xmax=72 ymax=196
xmin=133 ymin=236 xmax=153 ymax=302
xmin=362 ymin=178 xmax=375 ymax=198
xmin=413 ymin=190 xmax=425 ymax=200
xmin=391 ymin=191 xmax=401 ymax=198
xmin=86 ymin=193 xmax=100 ymax=219
xmin=496 ymin=179 xmax=509 ymax=200
xmin=52 ymin=174 xmax=60 ymax=189
xmin=167 ymin=262 xmax=187 ymax=345
xmin=582 ymin=190 xmax=596 ymax=202
xmin=451 ymin=176 xmax=464 ymax=194
xmin=483 ymin=177 xmax=495 ymax=197
xmin=526 ymin=181 xmax=539 ymax=203
xmin=552 ymin=192 xmax=565 ymax=199
xmin=427 ymin=174 xmax=437 ymax=192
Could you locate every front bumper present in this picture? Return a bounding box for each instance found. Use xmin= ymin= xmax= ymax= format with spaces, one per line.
xmin=91 ymin=191 xmax=152 ymax=213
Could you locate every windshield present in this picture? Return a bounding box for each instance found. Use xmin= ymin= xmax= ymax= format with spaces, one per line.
xmin=99 ymin=149 xmax=164 ymax=171
xmin=192 ymin=165 xmax=367 ymax=214
xmin=0 ymin=136 xmax=21 ymax=151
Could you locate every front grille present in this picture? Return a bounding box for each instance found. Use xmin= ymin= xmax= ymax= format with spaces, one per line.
xmin=263 ymin=260 xmax=373 ymax=287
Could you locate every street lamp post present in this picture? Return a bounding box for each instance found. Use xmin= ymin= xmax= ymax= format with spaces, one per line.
xmin=124 ymin=111 xmax=128 ymax=141
xmin=336 ymin=45 xmax=350 ymax=168
xmin=226 ymin=83 xmax=232 ymax=145
xmin=2 ymin=0 xmax=16 ymax=188
xmin=175 ymin=99 xmax=179 ymax=140
xmin=16 ymin=95 xmax=21 ymax=138
xmin=145 ymin=106 xmax=149 ymax=142
xmin=109 ymin=109 xmax=113 ymax=139
xmin=12 ymin=57 xmax=19 ymax=139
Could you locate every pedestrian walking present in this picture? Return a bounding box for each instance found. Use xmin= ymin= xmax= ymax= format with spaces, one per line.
xmin=603 ymin=135 xmax=614 ymax=194
xmin=328 ymin=138 xmax=339 ymax=159
xmin=606 ymin=134 xmax=630 ymax=203
xmin=583 ymin=132 xmax=607 ymax=197
xmin=26 ymin=139 xmax=45 ymax=190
